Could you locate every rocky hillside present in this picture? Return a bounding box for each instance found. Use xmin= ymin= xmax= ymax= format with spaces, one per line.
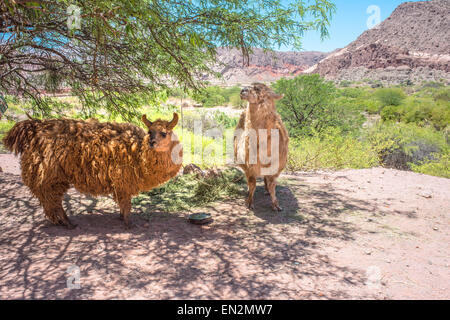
xmin=306 ymin=0 xmax=450 ymax=84
xmin=203 ymin=47 xmax=328 ymax=85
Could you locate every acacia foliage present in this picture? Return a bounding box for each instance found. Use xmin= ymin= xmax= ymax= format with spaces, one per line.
xmin=0 ymin=0 xmax=335 ymax=119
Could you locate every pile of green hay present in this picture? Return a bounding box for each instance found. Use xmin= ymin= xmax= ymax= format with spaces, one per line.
xmin=132 ymin=167 xmax=247 ymax=213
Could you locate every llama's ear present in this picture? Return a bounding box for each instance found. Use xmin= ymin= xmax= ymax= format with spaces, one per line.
xmin=168 ymin=112 xmax=179 ymax=130
xmin=141 ymin=114 xmax=152 ymax=129
xmin=270 ymin=92 xmax=284 ymax=100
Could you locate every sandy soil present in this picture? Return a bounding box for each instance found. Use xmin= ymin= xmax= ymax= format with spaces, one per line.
xmin=0 ymin=154 xmax=449 ymax=300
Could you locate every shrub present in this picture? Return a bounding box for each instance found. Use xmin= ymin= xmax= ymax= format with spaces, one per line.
xmin=380 ymin=105 xmax=402 ymax=121
xmin=229 ymin=93 xmax=245 ymax=108
xmin=204 ymin=94 xmax=226 ymax=108
xmin=433 ymin=88 xmax=450 ymax=102
xmin=364 ymin=100 xmax=382 ymax=114
xmin=286 ymin=128 xmax=379 ymax=171
xmin=169 ymin=87 xmax=190 ymax=98
xmin=221 ymin=86 xmax=242 ymax=102
xmin=177 ymin=111 xmax=217 ymax=132
xmin=178 ymin=110 xmax=238 ymax=132
xmin=192 ymin=85 xmax=243 ymax=108
xmin=0 ymin=120 xmax=16 ymax=152
xmin=338 ymin=87 xmax=364 ymax=99
xmin=410 ymin=153 xmax=450 ymax=179
xmin=375 ymin=88 xmax=406 ymax=106
xmin=212 ymin=111 xmax=238 ymax=129
xmin=380 ymin=97 xmax=450 ymax=130
xmin=365 ymin=122 xmax=447 ymax=171
xmin=430 ymin=102 xmax=450 ymax=130
xmin=272 ymin=74 xmax=338 ymax=137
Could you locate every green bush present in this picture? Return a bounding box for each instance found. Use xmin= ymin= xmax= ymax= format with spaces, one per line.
xmin=375 ymin=88 xmax=406 ymax=106
xmin=380 ymin=105 xmax=402 ymax=121
xmin=192 ymin=85 xmax=243 ymax=108
xmin=338 ymin=87 xmax=364 ymax=99
xmin=212 ymin=111 xmax=238 ymax=129
xmin=364 ymin=100 xmax=382 ymax=114
xmin=204 ymin=94 xmax=226 ymax=108
xmin=0 ymin=120 xmax=16 ymax=152
xmin=286 ymin=128 xmax=379 ymax=171
xmin=0 ymin=120 xmax=15 ymax=137
xmin=410 ymin=153 xmax=450 ymax=179
xmin=429 ymin=102 xmax=450 ymax=130
xmin=178 ymin=110 xmax=238 ymax=132
xmin=274 ymin=75 xmax=367 ymax=137
xmin=433 ymin=88 xmax=450 ymax=102
xmin=272 ymin=74 xmax=338 ymax=137
xmin=365 ymin=122 xmax=448 ymax=171
xmin=169 ymin=87 xmax=190 ymax=98
xmin=221 ymin=86 xmax=242 ymax=101
xmin=380 ymin=97 xmax=449 ymax=130
xmin=229 ymin=93 xmax=245 ymax=108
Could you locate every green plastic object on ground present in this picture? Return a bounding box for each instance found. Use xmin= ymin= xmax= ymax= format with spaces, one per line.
xmin=188 ymin=213 xmax=213 ymax=225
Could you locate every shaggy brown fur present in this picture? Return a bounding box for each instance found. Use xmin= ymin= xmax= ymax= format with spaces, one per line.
xmin=3 ymin=113 xmax=182 ymax=228
xmin=234 ymin=83 xmax=289 ymax=211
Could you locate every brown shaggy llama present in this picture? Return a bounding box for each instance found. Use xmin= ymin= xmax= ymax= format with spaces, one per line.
xmin=234 ymin=83 xmax=289 ymax=211
xmin=3 ymin=113 xmax=182 ymax=228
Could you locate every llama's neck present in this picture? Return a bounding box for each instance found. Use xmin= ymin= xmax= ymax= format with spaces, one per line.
xmin=140 ymin=135 xmax=182 ymax=174
xmin=246 ymin=101 xmax=277 ymax=129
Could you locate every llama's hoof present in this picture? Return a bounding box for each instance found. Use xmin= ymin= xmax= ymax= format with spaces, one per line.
xmin=264 ymin=191 xmax=270 ymax=196
xmin=272 ymin=205 xmax=283 ymax=212
xmin=124 ymin=221 xmax=135 ymax=229
xmin=247 ymin=203 xmax=255 ymax=210
xmin=66 ymin=223 xmax=77 ymax=230
xmin=118 ymin=215 xmax=124 ymax=221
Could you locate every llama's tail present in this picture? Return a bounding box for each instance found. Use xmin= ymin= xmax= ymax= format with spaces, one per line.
xmin=2 ymin=119 xmax=41 ymax=155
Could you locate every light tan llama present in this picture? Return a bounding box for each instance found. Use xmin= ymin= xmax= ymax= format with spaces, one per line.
xmin=234 ymin=83 xmax=289 ymax=211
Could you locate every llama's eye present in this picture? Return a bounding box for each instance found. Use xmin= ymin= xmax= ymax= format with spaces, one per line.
xmin=160 ymin=132 xmax=167 ymax=138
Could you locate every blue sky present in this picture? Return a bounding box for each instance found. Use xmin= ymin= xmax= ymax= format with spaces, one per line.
xmin=281 ymin=0 xmax=425 ymax=52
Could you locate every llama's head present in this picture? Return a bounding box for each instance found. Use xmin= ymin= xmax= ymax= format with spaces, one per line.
xmin=240 ymin=83 xmax=283 ymax=104
xmin=141 ymin=112 xmax=179 ymax=152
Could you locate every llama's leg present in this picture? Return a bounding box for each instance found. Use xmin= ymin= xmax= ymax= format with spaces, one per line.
xmin=246 ymin=176 xmax=256 ymax=210
xmin=264 ymin=177 xmax=270 ymax=195
xmin=116 ymin=198 xmax=124 ymax=221
xmin=56 ymin=204 xmax=77 ymax=229
xmin=267 ymin=176 xmax=282 ymax=212
xmin=116 ymin=194 xmax=132 ymax=228
xmin=37 ymin=182 xmax=75 ymax=228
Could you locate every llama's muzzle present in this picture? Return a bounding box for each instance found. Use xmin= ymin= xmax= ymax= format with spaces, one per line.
xmin=240 ymin=87 xmax=250 ymax=99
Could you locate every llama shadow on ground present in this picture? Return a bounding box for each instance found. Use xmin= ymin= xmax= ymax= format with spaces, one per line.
xmin=0 ymin=172 xmax=378 ymax=299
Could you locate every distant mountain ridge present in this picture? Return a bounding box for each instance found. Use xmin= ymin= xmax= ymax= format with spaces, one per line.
xmin=306 ymin=0 xmax=450 ymax=84
xmin=203 ymin=47 xmax=329 ymax=85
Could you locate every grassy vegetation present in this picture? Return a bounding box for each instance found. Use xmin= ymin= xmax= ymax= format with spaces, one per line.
xmin=286 ymin=128 xmax=379 ymax=171
xmin=1 ymin=77 xmax=448 ymax=182
xmin=192 ymin=85 xmax=245 ymax=108
xmin=0 ymin=121 xmax=16 ymax=152
xmin=272 ymin=76 xmax=449 ymax=178
xmin=132 ymin=168 xmax=247 ymax=213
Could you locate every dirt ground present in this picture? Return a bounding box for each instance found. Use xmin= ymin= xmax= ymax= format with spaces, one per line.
xmin=0 ymin=153 xmax=449 ymax=300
